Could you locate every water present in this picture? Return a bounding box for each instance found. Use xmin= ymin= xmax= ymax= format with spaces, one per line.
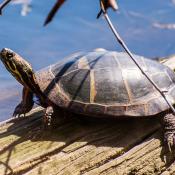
xmin=0 ymin=0 xmax=175 ymax=121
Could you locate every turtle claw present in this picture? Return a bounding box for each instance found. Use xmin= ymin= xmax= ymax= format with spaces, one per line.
xmin=167 ymin=140 xmax=172 ymax=153
xmin=43 ymin=106 xmax=54 ymax=129
xmin=165 ymin=133 xmax=175 ymax=152
xmin=13 ymin=113 xmax=25 ymax=118
xmin=13 ymin=102 xmax=31 ymax=118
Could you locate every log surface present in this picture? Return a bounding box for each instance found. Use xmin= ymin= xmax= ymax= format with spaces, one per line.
xmin=0 ymin=107 xmax=175 ymax=175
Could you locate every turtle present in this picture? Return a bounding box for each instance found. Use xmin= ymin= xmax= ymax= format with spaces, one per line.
xmin=1 ymin=48 xmax=175 ymax=150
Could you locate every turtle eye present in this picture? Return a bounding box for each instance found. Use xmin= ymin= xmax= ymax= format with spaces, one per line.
xmin=6 ymin=52 xmax=14 ymax=59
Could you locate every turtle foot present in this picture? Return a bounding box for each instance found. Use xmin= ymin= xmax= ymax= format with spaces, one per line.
xmin=163 ymin=113 xmax=175 ymax=152
xmin=13 ymin=102 xmax=33 ymax=118
xmin=42 ymin=106 xmax=54 ymax=129
xmin=13 ymin=87 xmax=34 ymax=118
xmin=164 ymin=132 xmax=175 ymax=152
xmin=42 ymin=106 xmax=68 ymax=129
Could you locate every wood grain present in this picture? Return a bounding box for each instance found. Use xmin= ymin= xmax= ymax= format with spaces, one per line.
xmin=0 ymin=107 xmax=175 ymax=175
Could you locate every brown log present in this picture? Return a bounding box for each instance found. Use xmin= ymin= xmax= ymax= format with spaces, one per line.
xmin=0 ymin=107 xmax=175 ymax=175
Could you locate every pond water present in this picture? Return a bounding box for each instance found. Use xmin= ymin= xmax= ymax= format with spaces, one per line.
xmin=0 ymin=0 xmax=175 ymax=121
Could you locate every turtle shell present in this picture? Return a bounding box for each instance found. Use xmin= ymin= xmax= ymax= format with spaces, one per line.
xmin=35 ymin=49 xmax=175 ymax=118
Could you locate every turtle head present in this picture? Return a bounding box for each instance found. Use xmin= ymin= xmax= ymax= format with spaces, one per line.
xmin=0 ymin=48 xmax=38 ymax=91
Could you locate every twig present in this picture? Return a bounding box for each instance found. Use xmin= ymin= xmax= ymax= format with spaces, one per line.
xmin=0 ymin=0 xmax=12 ymax=15
xmin=100 ymin=0 xmax=175 ymax=114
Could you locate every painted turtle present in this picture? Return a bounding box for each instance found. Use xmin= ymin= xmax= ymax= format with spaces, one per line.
xmin=1 ymin=48 xmax=175 ymax=150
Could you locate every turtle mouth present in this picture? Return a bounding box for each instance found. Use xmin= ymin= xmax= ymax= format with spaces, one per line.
xmin=0 ymin=48 xmax=6 ymax=60
xmin=0 ymin=48 xmax=14 ymax=62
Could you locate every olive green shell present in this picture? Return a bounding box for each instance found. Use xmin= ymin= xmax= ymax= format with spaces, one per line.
xmin=35 ymin=49 xmax=175 ymax=118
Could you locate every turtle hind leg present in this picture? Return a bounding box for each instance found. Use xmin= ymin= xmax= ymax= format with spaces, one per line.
xmin=13 ymin=87 xmax=34 ymax=118
xmin=163 ymin=113 xmax=175 ymax=152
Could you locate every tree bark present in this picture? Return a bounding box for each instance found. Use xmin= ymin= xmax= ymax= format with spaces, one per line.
xmin=0 ymin=107 xmax=175 ymax=175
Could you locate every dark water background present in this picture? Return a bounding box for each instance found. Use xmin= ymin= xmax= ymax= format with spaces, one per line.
xmin=0 ymin=0 xmax=175 ymax=121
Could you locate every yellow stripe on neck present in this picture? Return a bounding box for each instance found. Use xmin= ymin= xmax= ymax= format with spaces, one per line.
xmin=6 ymin=61 xmax=25 ymax=85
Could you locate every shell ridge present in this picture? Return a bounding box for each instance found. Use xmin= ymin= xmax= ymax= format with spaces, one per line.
xmin=113 ymin=53 xmax=132 ymax=105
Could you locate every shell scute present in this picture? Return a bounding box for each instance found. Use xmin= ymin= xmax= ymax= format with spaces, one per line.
xmin=94 ymin=68 xmax=129 ymax=104
xmin=60 ymin=69 xmax=91 ymax=103
xmin=85 ymin=103 xmax=106 ymax=116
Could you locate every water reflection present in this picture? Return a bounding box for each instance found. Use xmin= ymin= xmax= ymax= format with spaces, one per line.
xmin=0 ymin=0 xmax=175 ymax=121
xmin=0 ymin=83 xmax=21 ymax=121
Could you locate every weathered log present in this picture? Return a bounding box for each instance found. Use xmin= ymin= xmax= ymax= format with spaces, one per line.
xmin=0 ymin=107 xmax=175 ymax=175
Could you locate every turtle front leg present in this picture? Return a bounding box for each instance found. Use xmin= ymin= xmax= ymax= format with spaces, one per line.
xmin=13 ymin=87 xmax=34 ymax=117
xmin=163 ymin=113 xmax=175 ymax=151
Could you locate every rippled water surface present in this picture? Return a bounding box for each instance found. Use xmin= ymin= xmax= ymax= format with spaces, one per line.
xmin=0 ymin=0 xmax=175 ymax=121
